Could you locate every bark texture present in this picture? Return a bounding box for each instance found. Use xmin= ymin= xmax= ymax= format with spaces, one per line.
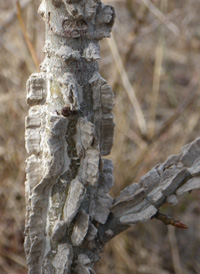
xmin=25 ymin=0 xmax=115 ymax=273
xmin=24 ymin=1 xmax=200 ymax=273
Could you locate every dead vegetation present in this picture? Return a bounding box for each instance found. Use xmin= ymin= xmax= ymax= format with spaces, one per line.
xmin=0 ymin=0 xmax=200 ymax=273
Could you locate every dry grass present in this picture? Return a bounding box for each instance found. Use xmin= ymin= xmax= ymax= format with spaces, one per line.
xmin=0 ymin=0 xmax=200 ymax=273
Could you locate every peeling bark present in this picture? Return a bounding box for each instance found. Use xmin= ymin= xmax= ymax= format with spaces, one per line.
xmin=24 ymin=1 xmax=200 ymax=273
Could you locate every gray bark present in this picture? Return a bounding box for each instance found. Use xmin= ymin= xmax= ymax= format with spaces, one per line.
xmin=24 ymin=1 xmax=200 ymax=273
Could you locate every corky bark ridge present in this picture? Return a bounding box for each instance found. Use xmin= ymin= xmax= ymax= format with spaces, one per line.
xmin=25 ymin=0 xmax=115 ymax=273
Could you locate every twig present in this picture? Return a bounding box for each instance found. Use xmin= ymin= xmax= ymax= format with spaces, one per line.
xmin=148 ymin=0 xmax=166 ymax=139
xmin=168 ymin=226 xmax=184 ymax=274
xmin=107 ymin=34 xmax=147 ymax=135
xmin=0 ymin=256 xmax=14 ymax=274
xmin=16 ymin=0 xmax=40 ymax=70
xmin=148 ymin=39 xmax=164 ymax=139
xmin=141 ymin=0 xmax=180 ymax=36
xmin=153 ymin=211 xmax=188 ymax=229
xmin=0 ymin=0 xmax=31 ymax=36
xmin=140 ymin=9 xmax=180 ymax=37
xmin=126 ymin=128 xmax=147 ymax=149
xmin=114 ymin=239 xmax=137 ymax=271
xmin=127 ymin=81 xmax=197 ymax=178
xmin=156 ymin=82 xmax=197 ymax=140
xmin=0 ymin=248 xmax=27 ymax=268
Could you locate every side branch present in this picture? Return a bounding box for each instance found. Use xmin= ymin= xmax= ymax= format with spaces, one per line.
xmin=98 ymin=137 xmax=200 ymax=243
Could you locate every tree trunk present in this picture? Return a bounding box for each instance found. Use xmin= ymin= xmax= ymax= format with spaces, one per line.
xmin=24 ymin=1 xmax=200 ymax=273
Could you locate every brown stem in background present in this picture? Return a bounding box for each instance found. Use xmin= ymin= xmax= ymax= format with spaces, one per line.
xmin=16 ymin=0 xmax=39 ymax=70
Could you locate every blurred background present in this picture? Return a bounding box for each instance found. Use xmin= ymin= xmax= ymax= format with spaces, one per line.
xmin=0 ymin=0 xmax=200 ymax=273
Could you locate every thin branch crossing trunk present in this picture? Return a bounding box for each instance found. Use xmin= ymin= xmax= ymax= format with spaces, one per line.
xmin=25 ymin=1 xmax=200 ymax=273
